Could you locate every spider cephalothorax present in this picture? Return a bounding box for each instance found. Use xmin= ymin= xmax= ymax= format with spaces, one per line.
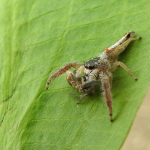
xmin=46 ymin=31 xmax=141 ymax=122
xmin=84 ymin=57 xmax=101 ymax=69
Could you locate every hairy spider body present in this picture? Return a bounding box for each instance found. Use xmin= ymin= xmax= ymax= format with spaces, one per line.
xmin=46 ymin=31 xmax=141 ymax=122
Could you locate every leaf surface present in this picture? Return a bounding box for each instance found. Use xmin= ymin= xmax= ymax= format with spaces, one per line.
xmin=0 ymin=0 xmax=150 ymax=150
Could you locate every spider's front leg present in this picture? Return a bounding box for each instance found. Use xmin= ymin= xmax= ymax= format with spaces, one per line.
xmin=46 ymin=62 xmax=83 ymax=89
xmin=66 ymin=70 xmax=83 ymax=93
xmin=66 ymin=70 xmax=89 ymax=103
xmin=99 ymin=73 xmax=113 ymax=122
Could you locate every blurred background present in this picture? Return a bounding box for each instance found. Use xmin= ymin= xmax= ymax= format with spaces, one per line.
xmin=121 ymin=87 xmax=150 ymax=150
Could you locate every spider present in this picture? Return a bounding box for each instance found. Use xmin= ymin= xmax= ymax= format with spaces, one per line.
xmin=46 ymin=31 xmax=141 ymax=122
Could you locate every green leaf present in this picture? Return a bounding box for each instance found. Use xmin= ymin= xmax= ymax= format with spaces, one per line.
xmin=0 ymin=0 xmax=150 ymax=150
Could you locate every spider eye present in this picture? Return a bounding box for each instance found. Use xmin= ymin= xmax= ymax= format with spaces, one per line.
xmin=84 ymin=57 xmax=100 ymax=69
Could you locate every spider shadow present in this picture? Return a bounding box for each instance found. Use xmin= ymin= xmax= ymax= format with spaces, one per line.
xmin=112 ymin=77 xmax=130 ymax=122
xmin=112 ymin=43 xmax=136 ymax=122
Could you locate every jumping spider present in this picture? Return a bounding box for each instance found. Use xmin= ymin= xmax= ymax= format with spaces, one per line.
xmin=46 ymin=31 xmax=141 ymax=122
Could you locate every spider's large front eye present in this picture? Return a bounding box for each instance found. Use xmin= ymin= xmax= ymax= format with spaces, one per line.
xmin=84 ymin=57 xmax=100 ymax=69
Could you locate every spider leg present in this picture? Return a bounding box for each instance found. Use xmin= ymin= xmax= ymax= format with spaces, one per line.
xmin=82 ymin=80 xmax=101 ymax=89
xmin=46 ymin=62 xmax=83 ymax=89
xmin=66 ymin=71 xmax=89 ymax=103
xmin=76 ymin=93 xmax=88 ymax=104
xmin=107 ymin=72 xmax=113 ymax=91
xmin=69 ymin=93 xmax=80 ymax=98
xmin=69 ymin=93 xmax=88 ymax=104
xmin=111 ymin=61 xmax=137 ymax=80
xmin=75 ymin=65 xmax=85 ymax=77
xmin=81 ymin=70 xmax=112 ymax=89
xmin=99 ymin=73 xmax=112 ymax=122
xmin=66 ymin=71 xmax=83 ymax=93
